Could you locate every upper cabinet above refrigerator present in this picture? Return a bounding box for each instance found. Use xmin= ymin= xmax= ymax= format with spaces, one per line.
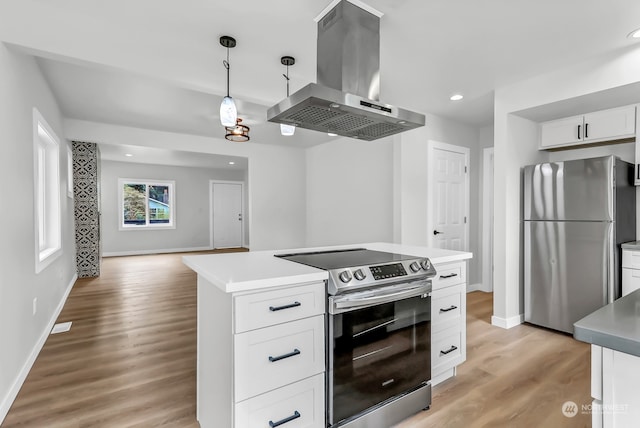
xmin=539 ymin=105 xmax=636 ymax=150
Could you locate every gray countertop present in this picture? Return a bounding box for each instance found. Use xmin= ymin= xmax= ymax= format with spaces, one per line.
xmin=574 ymin=288 xmax=640 ymax=357
xmin=621 ymin=241 xmax=640 ymax=250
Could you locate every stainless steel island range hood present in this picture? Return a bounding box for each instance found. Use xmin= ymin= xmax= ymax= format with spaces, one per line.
xmin=267 ymin=0 xmax=425 ymax=141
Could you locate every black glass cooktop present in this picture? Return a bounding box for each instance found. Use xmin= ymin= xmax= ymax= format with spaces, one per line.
xmin=275 ymin=248 xmax=417 ymax=270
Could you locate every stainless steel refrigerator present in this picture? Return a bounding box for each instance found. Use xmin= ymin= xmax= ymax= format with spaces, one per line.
xmin=523 ymin=155 xmax=636 ymax=333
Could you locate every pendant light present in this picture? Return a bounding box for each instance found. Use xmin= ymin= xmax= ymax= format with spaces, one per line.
xmin=280 ymin=56 xmax=296 ymax=136
xmin=219 ymin=36 xmax=237 ymax=127
xmin=225 ymin=118 xmax=250 ymax=142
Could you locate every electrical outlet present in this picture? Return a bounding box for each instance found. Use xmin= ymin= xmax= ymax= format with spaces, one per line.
xmin=33 ymin=298 xmax=37 ymax=316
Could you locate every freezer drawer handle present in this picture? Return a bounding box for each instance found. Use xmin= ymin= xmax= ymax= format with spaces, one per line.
xmin=268 ymin=349 xmax=301 ymax=363
xmin=439 ymin=273 xmax=458 ymax=279
xmin=440 ymin=305 xmax=458 ymax=313
xmin=440 ymin=345 xmax=458 ymax=355
xmin=269 ymin=301 xmax=301 ymax=312
xmin=269 ymin=411 xmax=301 ymax=427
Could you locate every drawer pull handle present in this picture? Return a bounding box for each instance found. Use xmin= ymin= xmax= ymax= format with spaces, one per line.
xmin=440 ymin=273 xmax=458 ymax=279
xmin=440 ymin=345 xmax=458 ymax=355
xmin=269 ymin=301 xmax=301 ymax=312
xmin=269 ymin=410 xmax=301 ymax=427
xmin=440 ymin=305 xmax=458 ymax=313
xmin=269 ymin=348 xmax=301 ymax=363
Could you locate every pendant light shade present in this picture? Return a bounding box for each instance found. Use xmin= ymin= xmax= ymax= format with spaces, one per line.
xmin=220 ymin=96 xmax=237 ymax=127
xmin=280 ymin=56 xmax=296 ymax=136
xmin=225 ymin=118 xmax=250 ymax=142
xmin=220 ymin=36 xmax=237 ymax=127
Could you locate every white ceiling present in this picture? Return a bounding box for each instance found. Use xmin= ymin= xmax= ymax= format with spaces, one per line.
xmin=3 ymin=0 xmax=640 ymax=157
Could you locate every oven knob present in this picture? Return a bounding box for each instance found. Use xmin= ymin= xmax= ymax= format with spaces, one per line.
xmin=421 ymin=259 xmax=431 ymax=270
xmin=339 ymin=270 xmax=352 ymax=283
xmin=409 ymin=262 xmax=421 ymax=273
xmin=353 ymin=269 xmax=366 ymax=281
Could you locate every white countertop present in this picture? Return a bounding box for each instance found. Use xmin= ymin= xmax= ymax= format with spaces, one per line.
xmin=183 ymin=242 xmax=472 ymax=293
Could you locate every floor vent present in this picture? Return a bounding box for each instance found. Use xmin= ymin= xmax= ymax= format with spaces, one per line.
xmin=51 ymin=322 xmax=72 ymax=334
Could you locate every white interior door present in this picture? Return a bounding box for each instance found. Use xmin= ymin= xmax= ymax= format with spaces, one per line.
xmin=428 ymin=142 xmax=469 ymax=251
xmin=212 ymin=182 xmax=243 ymax=249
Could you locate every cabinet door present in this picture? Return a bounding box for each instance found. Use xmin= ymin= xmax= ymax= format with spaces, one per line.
xmin=584 ymin=106 xmax=636 ymax=142
xmin=540 ymin=115 xmax=583 ymax=148
xmin=602 ymin=348 xmax=640 ymax=427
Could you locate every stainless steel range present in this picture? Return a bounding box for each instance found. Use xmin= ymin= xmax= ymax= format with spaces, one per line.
xmin=275 ymin=248 xmax=436 ymax=427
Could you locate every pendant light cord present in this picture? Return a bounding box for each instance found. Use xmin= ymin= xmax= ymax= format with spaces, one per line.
xmin=282 ymin=64 xmax=290 ymax=97
xmin=223 ymin=47 xmax=230 ymax=97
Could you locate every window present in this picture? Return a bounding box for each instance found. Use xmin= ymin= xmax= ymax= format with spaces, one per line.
xmin=33 ymin=108 xmax=62 ymax=273
xmin=118 ymin=179 xmax=175 ymax=230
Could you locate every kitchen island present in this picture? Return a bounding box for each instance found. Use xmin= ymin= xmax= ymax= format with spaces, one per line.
xmin=574 ymin=288 xmax=640 ymax=427
xmin=183 ymin=242 xmax=472 ymax=428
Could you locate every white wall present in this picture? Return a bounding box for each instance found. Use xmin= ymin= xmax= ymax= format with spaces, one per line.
xmin=305 ymin=136 xmax=394 ymax=246
xmin=394 ymin=114 xmax=482 ymax=285
xmin=0 ymin=45 xmax=77 ymax=421
xmin=100 ymin=160 xmax=245 ymax=255
xmin=64 ymin=120 xmax=307 ymax=251
xmin=492 ymin=43 xmax=640 ymax=327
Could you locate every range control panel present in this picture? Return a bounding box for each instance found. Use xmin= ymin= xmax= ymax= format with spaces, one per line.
xmin=370 ymin=263 xmax=407 ymax=280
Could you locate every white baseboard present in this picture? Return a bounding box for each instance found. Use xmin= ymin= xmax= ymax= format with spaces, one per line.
xmin=467 ymin=282 xmax=493 ymax=293
xmin=491 ymin=313 xmax=524 ymax=329
xmin=0 ymin=272 xmax=77 ymax=424
xmin=103 ymin=246 xmax=212 ymax=257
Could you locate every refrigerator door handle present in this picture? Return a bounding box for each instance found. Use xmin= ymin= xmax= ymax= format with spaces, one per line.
xmin=606 ymin=224 xmax=615 ymax=303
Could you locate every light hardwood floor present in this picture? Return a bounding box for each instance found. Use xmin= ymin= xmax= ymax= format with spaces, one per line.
xmin=3 ymin=252 xmax=591 ymax=427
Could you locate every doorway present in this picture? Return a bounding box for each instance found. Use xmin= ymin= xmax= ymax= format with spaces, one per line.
xmin=210 ymin=181 xmax=244 ymax=249
xmin=427 ymin=141 xmax=470 ymax=251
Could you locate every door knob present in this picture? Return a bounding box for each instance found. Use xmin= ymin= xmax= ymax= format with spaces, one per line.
xmin=433 ymin=230 xmax=443 ymax=235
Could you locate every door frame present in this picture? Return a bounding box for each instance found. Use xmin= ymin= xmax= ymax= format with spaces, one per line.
xmin=482 ymin=147 xmax=494 ymax=292
xmin=426 ymin=140 xmax=470 ymax=251
xmin=209 ymin=180 xmax=245 ymax=249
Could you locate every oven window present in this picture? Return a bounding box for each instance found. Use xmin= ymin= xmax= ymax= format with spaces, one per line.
xmin=330 ymin=294 xmax=431 ymax=425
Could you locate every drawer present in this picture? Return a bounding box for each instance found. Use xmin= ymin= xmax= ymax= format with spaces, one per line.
xmin=431 ymin=284 xmax=464 ymax=332
xmin=622 ymin=267 xmax=640 ymax=297
xmin=234 ymin=315 xmax=324 ymax=402
xmin=432 ymin=325 xmax=463 ymax=374
xmin=622 ymin=250 xmax=640 ymax=270
xmin=432 ymin=261 xmax=465 ymax=290
xmin=235 ymin=373 xmax=325 ymax=428
xmin=234 ymin=282 xmax=325 ymax=333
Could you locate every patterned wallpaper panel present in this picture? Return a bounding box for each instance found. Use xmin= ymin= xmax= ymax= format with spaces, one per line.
xmin=72 ymin=142 xmax=100 ymax=278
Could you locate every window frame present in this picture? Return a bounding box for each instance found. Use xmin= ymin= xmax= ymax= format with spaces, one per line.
xmin=118 ymin=178 xmax=176 ymax=231
xmin=33 ymin=108 xmax=62 ymax=273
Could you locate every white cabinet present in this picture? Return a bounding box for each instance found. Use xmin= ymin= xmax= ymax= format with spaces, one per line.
xmin=540 ymin=105 xmax=636 ymax=149
xmin=591 ymin=345 xmax=640 ymax=428
xmin=431 ymin=260 xmax=467 ymax=386
xmin=622 ymin=248 xmax=640 ymax=297
xmin=197 ymin=279 xmax=325 ymax=428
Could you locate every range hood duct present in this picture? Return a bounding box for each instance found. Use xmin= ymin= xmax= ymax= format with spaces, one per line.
xmin=267 ymin=0 xmax=425 ymax=141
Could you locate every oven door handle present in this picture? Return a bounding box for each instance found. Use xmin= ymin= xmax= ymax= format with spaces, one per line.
xmin=333 ymin=284 xmax=431 ymax=311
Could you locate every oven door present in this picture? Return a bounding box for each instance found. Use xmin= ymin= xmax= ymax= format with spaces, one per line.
xmin=328 ymin=281 xmax=431 ymax=426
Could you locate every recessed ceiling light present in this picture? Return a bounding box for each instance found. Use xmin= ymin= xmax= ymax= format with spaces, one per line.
xmin=125 ymin=153 xmax=133 ymax=157
xmin=330 ymin=103 xmax=340 ymax=108
xmin=628 ymin=28 xmax=640 ymax=38
xmin=450 ymin=94 xmax=464 ymax=101
xmin=229 ymin=161 xmax=235 ymax=165
xmin=328 ymin=132 xmax=338 ymax=137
